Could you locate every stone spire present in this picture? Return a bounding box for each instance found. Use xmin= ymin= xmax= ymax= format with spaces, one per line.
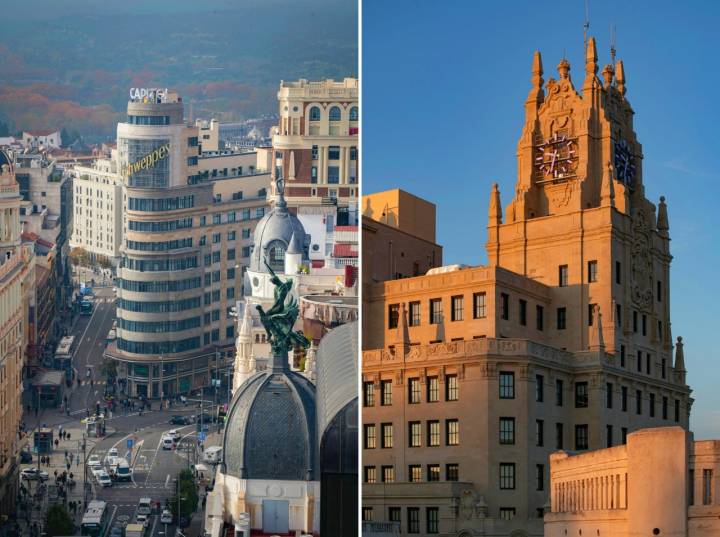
xmin=557 ymin=58 xmax=571 ymax=80
xmin=601 ymin=63 xmax=615 ymax=89
xmin=615 ymin=59 xmax=626 ymax=96
xmin=526 ymin=51 xmax=545 ymax=106
xmin=601 ymin=161 xmax=616 ymax=207
xmin=657 ymin=196 xmax=669 ymax=237
xmin=674 ymin=336 xmax=686 ymax=383
xmin=488 ymin=183 xmax=502 ymax=226
xmin=583 ymin=36 xmax=600 ymax=91
xmin=233 ymin=303 xmax=256 ymax=392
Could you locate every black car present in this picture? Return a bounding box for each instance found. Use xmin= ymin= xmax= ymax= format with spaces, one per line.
xmin=196 ymin=412 xmax=216 ymax=424
xmin=169 ymin=415 xmax=192 ymax=425
xmin=19 ymin=451 xmax=32 ymax=463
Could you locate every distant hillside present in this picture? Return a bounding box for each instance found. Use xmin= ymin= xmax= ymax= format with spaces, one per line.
xmin=0 ymin=0 xmax=357 ymax=142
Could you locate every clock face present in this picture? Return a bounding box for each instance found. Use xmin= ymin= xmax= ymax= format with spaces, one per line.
xmin=614 ymin=139 xmax=636 ymax=187
xmin=535 ymin=132 xmax=578 ymax=180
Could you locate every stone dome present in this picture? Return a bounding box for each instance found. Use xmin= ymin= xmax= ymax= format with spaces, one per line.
xmin=221 ymin=369 xmax=318 ymax=481
xmin=248 ymin=177 xmax=309 ymax=273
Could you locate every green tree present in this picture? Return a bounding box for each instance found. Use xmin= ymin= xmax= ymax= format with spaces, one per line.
xmin=99 ymin=359 xmax=117 ymax=379
xmin=44 ymin=504 xmax=74 ymax=536
xmin=170 ymin=469 xmax=199 ymax=519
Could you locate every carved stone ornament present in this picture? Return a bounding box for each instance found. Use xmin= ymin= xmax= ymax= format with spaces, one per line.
xmin=459 ymin=489 xmax=478 ymax=520
xmin=630 ymin=209 xmax=653 ymax=309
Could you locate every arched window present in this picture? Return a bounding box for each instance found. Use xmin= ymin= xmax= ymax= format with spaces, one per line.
xmin=349 ymin=106 xmax=358 ymax=121
xmin=309 ymin=106 xmax=321 ymax=121
xmin=266 ymin=240 xmax=286 ymax=272
xmin=329 ymin=106 xmax=342 ymax=122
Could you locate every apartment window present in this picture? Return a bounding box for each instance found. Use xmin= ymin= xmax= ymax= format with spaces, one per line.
xmin=550 ymin=380 xmax=562 ymax=409
xmin=689 ymin=469 xmax=695 ymax=506
xmin=650 ymin=393 xmax=656 ymax=417
xmin=536 ymin=305 xmax=544 ymax=331
xmin=642 ymin=314 xmax=647 ymax=336
xmin=473 ymin=292 xmax=487 ymax=318
xmin=426 ymin=507 xmax=439 ymax=534
xmin=389 ymin=507 xmax=401 ymax=523
xmin=605 ymin=382 xmax=614 ymax=409
xmin=658 ymin=321 xmax=663 ymax=340
xmin=519 ymin=299 xmax=527 ymax=326
xmin=446 ymin=464 xmax=459 ymax=481
xmin=575 ymin=382 xmax=588 ymax=408
xmin=536 ymin=420 xmax=544 ymax=447
xmin=662 ymin=358 xmax=667 ymax=379
xmin=536 ymin=464 xmax=545 ymax=491
xmin=388 ymin=304 xmax=399 ymax=329
xmin=636 ymin=390 xmax=643 ymax=415
xmin=620 ymin=345 xmax=626 ymax=367
xmin=241 ymin=228 xmax=250 ymax=239
xmin=451 ymin=295 xmax=464 ymax=321
xmin=616 ymin=303 xmax=622 ymax=327
xmin=427 ymin=465 xmax=440 ymax=482
xmin=535 ymin=374 xmax=544 ymax=402
xmin=409 ymin=422 xmax=422 ymax=447
xmin=615 ymin=261 xmax=622 ymax=284
xmin=663 ymin=396 xmax=668 ymax=419
xmin=363 ymin=383 xmax=375 ymax=407
xmin=409 ymin=301 xmax=421 ymax=326
xmin=362 ymin=507 xmax=373 ymax=521
xmin=227 ymin=268 xmax=235 ymax=279
xmin=499 ymin=508 xmax=516 ymax=521
xmin=499 ymin=463 xmax=516 ymax=489
xmin=364 ymin=424 xmax=376 ymax=449
xmin=500 ymin=293 xmax=509 ymax=320
xmin=382 ymin=466 xmax=395 ymax=483
xmin=499 ymin=372 xmax=515 ymax=399
xmin=657 ymin=280 xmax=663 ymax=302
xmin=428 ymin=421 xmax=440 ymax=447
xmin=675 ymin=399 xmax=680 ymax=422
xmin=557 ymin=307 xmax=567 ymax=330
xmin=407 ymin=508 xmax=420 ymax=534
xmin=212 ymin=232 xmax=221 ymax=243
xmin=647 ymin=354 xmax=652 ymax=374
xmin=637 ymin=350 xmax=642 ymax=372
xmin=575 ymin=424 xmax=589 ymax=450
xmin=556 ymin=423 xmax=564 ymax=449
xmin=430 ymin=299 xmax=443 ymax=324
xmin=364 ymin=466 xmax=377 ymax=483
xmin=703 ymin=470 xmax=713 ymax=505
xmin=409 ymin=465 xmax=422 ymax=483
xmin=328 ymin=145 xmax=341 ymax=159
xmin=408 ymin=378 xmax=421 ymax=404
xmin=311 ymin=145 xmax=318 ymax=159
xmin=381 ymin=423 xmax=393 ymax=448
xmin=606 ymin=425 xmax=613 ymax=447
xmin=588 ymin=260 xmax=598 ymax=283
xmin=446 ymin=375 xmax=458 ymax=401
xmin=446 ymin=419 xmax=459 ymax=446
xmin=588 ymin=303 xmax=596 ymax=326
xmin=427 ymin=377 xmax=439 ymax=402
xmin=633 ymin=310 xmax=638 ymax=332
xmin=228 ymin=230 xmax=237 ymax=240
xmin=499 ymin=417 xmax=515 ymax=445
xmin=309 ymin=106 xmax=321 ymax=121
xmin=559 ymin=265 xmax=568 ymax=287
xmin=621 ymin=386 xmax=628 ymax=411
xmin=621 ymin=427 xmax=628 ymax=444
xmin=381 ymin=380 xmax=393 ymax=406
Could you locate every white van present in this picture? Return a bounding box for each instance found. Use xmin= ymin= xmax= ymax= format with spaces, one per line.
xmin=161 ymin=436 xmax=174 ymax=450
xmin=203 ymin=446 xmax=223 ymax=464
xmin=137 ymin=497 xmax=152 ymax=516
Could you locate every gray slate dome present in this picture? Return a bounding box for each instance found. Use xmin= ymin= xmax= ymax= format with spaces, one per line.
xmin=221 ymin=370 xmax=317 ymax=481
xmin=249 ymin=177 xmax=308 ymax=273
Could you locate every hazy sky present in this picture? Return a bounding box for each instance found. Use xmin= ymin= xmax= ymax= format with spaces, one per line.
xmin=363 ymin=0 xmax=720 ymax=439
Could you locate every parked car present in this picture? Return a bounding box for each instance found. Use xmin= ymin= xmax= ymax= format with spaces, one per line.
xmin=160 ymin=510 xmax=173 ymax=524
xmin=167 ymin=429 xmax=181 ymax=442
xmin=169 ymin=415 xmax=192 ymax=425
xmin=87 ymin=454 xmax=101 ymax=466
xmin=21 ymin=468 xmax=49 ymax=481
xmin=196 ymin=412 xmax=216 ymax=424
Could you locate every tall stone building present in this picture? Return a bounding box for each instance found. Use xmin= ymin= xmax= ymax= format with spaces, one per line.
xmin=362 ymin=38 xmax=692 ymax=537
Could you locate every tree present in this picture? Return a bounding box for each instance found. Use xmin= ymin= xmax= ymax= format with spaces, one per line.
xmin=44 ymin=504 xmax=74 ymax=536
xmin=170 ymin=469 xmax=199 ymax=519
xmin=69 ymin=247 xmax=89 ymax=267
xmin=99 ymin=359 xmax=117 ymax=379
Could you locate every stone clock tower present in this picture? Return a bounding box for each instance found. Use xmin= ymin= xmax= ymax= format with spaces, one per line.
xmin=488 ymin=38 xmax=676 ymax=372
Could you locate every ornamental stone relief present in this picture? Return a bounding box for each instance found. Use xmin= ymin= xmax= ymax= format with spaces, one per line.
xmin=630 ymin=208 xmax=653 ymax=310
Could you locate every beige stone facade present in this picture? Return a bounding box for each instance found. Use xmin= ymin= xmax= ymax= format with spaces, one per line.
xmin=546 ymin=426 xmax=720 ymax=537
xmin=362 ymin=39 xmax=692 ymax=537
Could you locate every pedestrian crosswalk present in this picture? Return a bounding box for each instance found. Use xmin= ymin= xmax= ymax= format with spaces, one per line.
xmin=79 ymin=380 xmax=107 ymax=386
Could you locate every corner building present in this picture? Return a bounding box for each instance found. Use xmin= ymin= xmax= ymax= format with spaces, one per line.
xmin=362 ymin=39 xmax=692 ymax=536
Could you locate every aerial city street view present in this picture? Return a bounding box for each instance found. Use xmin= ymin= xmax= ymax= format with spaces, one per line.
xmin=0 ymin=1 xmax=358 ymax=536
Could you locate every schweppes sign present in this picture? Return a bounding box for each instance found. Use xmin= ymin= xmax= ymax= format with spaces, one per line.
xmin=121 ymin=143 xmax=170 ymax=178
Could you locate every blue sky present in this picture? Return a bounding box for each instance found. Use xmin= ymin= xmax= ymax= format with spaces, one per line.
xmin=362 ymin=0 xmax=720 ymax=438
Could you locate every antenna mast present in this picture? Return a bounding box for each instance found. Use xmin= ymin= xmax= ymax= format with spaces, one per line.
xmin=583 ymin=0 xmax=590 ymax=55
xmin=610 ymin=24 xmax=617 ymax=65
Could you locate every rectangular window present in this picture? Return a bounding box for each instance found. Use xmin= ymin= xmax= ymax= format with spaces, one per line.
xmin=633 ymin=310 xmax=638 ymax=332
xmin=499 ymin=508 xmax=516 ymax=521
xmin=556 ymin=379 xmax=564 ymax=406
xmin=662 ymin=358 xmax=667 ymax=379
xmin=622 ymin=386 xmax=628 ymax=411
xmin=647 ymin=354 xmax=651 ymax=374
xmin=388 ymin=304 xmax=399 ymax=329
xmin=409 ymin=301 xmax=421 ymax=326
xmin=446 ymin=464 xmax=459 ymax=481
xmin=606 ymin=382 xmax=613 ymax=409
xmin=499 ymin=372 xmax=515 ymax=399
xmin=226 ymin=287 xmax=235 ymax=299
xmin=657 ymin=280 xmax=663 ymax=302
xmin=381 ymin=423 xmax=393 ymax=448
xmin=575 ymin=382 xmax=588 ymax=408
xmin=228 ymin=230 xmax=237 ymax=240
xmin=426 ymin=507 xmax=439 ymax=534
xmin=588 ymin=303 xmax=596 ymax=326
xmin=408 ymin=465 xmax=422 ymax=483
xmin=519 ymin=299 xmax=527 ymax=326
xmin=536 ymin=305 xmax=544 ymax=331
xmin=430 ymin=299 xmax=443 ymax=324
xmin=409 ymin=422 xmax=422 ymax=447
xmin=636 ymin=390 xmax=643 ymax=415
xmin=427 ymin=465 xmax=440 ymax=482
xmin=675 ymin=399 xmax=680 ymax=422
xmin=499 ymin=417 xmax=515 ymax=445
xmin=407 ymin=508 xmax=420 ymax=534
xmin=689 ymin=469 xmax=695 ymax=506
xmin=364 ymin=466 xmax=377 ymax=484
xmin=408 ymin=378 xmax=421 ymax=404
xmin=650 ymin=393 xmax=656 ymax=417
xmin=500 ymin=293 xmax=509 ymax=320
xmin=427 ymin=377 xmax=439 ymax=402
xmin=615 ymin=261 xmax=622 ymax=284
xmin=227 ymin=268 xmax=235 ymax=279
xmin=621 ymin=427 xmax=628 ymax=444
xmin=642 ymin=314 xmax=647 ymax=336
xmin=557 ymin=307 xmax=567 ymax=330
xmin=536 ymin=419 xmax=544 ymax=447
xmin=382 ymin=466 xmax=395 ymax=483
xmin=389 ymin=507 xmax=401 ymax=522
xmin=428 ymin=421 xmax=440 ymax=447
xmin=473 ymin=292 xmax=487 ymax=318
xmin=451 ymin=295 xmax=464 ymax=321
xmin=616 ymin=303 xmax=622 ymax=327
xmin=536 ymin=464 xmax=545 ymax=491
xmin=446 ymin=375 xmax=459 ymax=401
xmin=575 ymin=424 xmax=589 ymax=450
xmin=364 ymin=424 xmax=376 ymax=449
xmin=227 ymin=249 xmax=236 ymax=261
xmin=621 ymin=345 xmax=626 ymax=367
xmin=556 ymin=423 xmax=564 ymax=449
xmin=606 ymin=424 xmax=613 ymax=447
xmin=704 ymin=470 xmax=713 ymax=505
xmin=362 ymin=507 xmax=373 ymax=521
xmin=637 ymin=350 xmax=642 ymax=372
xmin=535 ymin=374 xmax=544 ymax=402
xmin=381 ymin=380 xmax=393 ymax=406
xmin=588 ymin=260 xmax=598 ymax=283
xmin=445 ymin=419 xmax=460 ymax=446
xmin=658 ymin=321 xmax=663 ymax=340
xmin=559 ymin=265 xmax=568 ymax=287
xmin=499 ymin=463 xmax=516 ymax=489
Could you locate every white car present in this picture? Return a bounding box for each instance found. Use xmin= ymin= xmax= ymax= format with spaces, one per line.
xmin=160 ymin=510 xmax=173 ymax=524
xmin=168 ymin=429 xmax=181 ymax=441
xmin=87 ymin=454 xmax=101 ymax=467
xmin=90 ymin=464 xmax=104 ymax=478
xmin=106 ymin=447 xmax=119 ymax=467
xmin=20 ymin=468 xmax=49 ymax=481
xmin=136 ymin=514 xmax=149 ymax=528
xmin=97 ymin=470 xmax=112 ymax=487
xmin=161 ymin=436 xmax=174 ymax=450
